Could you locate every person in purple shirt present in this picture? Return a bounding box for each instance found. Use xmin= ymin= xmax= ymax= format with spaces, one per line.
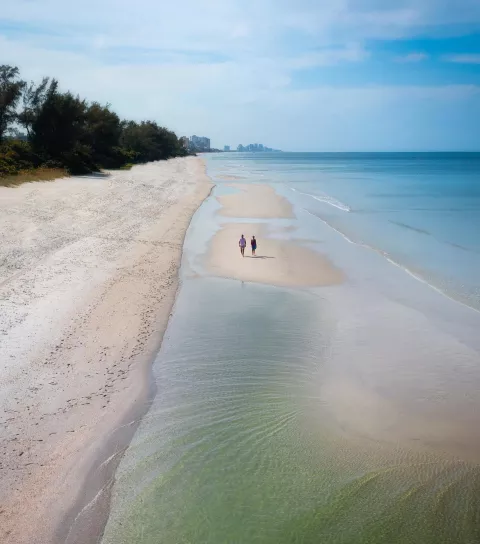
xmin=239 ymin=234 xmax=246 ymax=257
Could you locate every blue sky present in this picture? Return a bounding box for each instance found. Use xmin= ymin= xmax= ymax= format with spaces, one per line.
xmin=1 ymin=0 xmax=480 ymax=151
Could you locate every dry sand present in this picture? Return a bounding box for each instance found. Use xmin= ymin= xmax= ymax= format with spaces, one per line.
xmin=0 ymin=157 xmax=212 ymax=544
xmin=207 ymin=184 xmax=343 ymax=287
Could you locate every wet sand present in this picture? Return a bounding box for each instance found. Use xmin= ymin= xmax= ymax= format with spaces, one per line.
xmin=0 ymin=157 xmax=213 ymax=544
xmin=208 ymin=222 xmax=343 ymax=287
xmin=101 ymin=162 xmax=480 ymax=544
xmin=217 ymin=174 xmax=245 ymax=181
xmin=216 ymin=183 xmax=295 ymax=219
xmin=208 ymin=183 xmax=343 ymax=287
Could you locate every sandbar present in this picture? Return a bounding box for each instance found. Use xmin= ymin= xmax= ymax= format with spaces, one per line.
xmin=216 ymin=183 xmax=295 ymax=219
xmin=207 ymin=183 xmax=343 ymax=288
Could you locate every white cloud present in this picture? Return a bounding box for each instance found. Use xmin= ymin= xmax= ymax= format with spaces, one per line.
xmin=443 ymin=54 xmax=480 ymax=64
xmin=3 ymin=1 xmax=480 ymax=52
xmin=395 ymin=52 xmax=429 ymax=63
xmin=1 ymin=0 xmax=480 ymax=149
xmin=288 ymin=44 xmax=369 ymax=69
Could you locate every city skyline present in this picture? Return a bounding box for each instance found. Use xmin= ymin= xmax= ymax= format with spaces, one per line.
xmin=185 ymin=135 xmax=211 ymax=152
xmin=235 ymin=143 xmax=279 ymax=153
xmin=185 ymin=136 xmax=281 ymax=153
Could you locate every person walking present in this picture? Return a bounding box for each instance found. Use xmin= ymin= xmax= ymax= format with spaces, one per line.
xmin=239 ymin=234 xmax=246 ymax=257
xmin=251 ymin=235 xmax=257 ymax=256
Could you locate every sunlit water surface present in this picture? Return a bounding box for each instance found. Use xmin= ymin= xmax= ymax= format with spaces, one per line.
xmin=102 ymin=279 xmax=480 ymax=544
xmin=102 ymin=153 xmax=480 ymax=543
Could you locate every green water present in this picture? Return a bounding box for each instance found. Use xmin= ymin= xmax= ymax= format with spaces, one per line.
xmin=102 ymin=279 xmax=480 ymax=544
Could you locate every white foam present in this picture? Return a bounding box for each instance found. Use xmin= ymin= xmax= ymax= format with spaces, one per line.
xmin=304 ymin=210 xmax=480 ymax=315
xmin=291 ymin=187 xmax=351 ymax=212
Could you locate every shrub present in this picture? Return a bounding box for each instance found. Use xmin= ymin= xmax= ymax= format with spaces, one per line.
xmin=0 ymin=140 xmax=42 ymax=176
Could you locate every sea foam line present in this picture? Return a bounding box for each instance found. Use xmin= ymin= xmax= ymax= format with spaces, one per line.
xmin=290 ymin=187 xmax=351 ymax=212
xmin=304 ymin=210 xmax=480 ymax=315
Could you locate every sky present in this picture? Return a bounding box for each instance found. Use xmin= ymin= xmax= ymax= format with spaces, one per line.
xmin=1 ymin=0 xmax=480 ymax=151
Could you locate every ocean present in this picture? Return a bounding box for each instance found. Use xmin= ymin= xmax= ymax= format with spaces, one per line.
xmin=101 ymin=153 xmax=480 ymax=543
xmin=211 ymin=152 xmax=480 ymax=311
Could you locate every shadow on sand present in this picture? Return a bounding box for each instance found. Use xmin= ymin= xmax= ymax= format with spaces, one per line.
xmin=76 ymin=172 xmax=111 ymax=179
xmin=245 ymin=255 xmax=275 ymax=259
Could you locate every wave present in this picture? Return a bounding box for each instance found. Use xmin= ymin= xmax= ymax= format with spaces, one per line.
xmin=305 ymin=210 xmax=480 ymax=315
xmin=304 ymin=210 xmax=357 ymax=246
xmin=290 ymin=188 xmax=351 ymax=212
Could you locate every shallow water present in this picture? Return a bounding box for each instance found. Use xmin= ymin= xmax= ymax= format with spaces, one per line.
xmin=209 ymin=152 xmax=480 ymax=311
xmin=102 ymin=153 xmax=480 ymax=543
xmin=102 ymin=279 xmax=480 ymax=544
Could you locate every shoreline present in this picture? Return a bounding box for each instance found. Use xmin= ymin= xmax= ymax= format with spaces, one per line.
xmin=0 ymin=157 xmax=213 ymax=544
xmin=100 ymin=155 xmax=480 ymax=544
xmin=206 ymin=183 xmax=343 ymax=288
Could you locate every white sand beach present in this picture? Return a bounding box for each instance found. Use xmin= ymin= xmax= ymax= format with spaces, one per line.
xmin=0 ymin=157 xmax=212 ymax=544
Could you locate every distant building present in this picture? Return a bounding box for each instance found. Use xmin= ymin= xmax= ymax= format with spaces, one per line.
xmin=224 ymin=145 xmax=231 ymax=152
xmin=189 ymin=135 xmax=211 ymax=152
xmin=237 ymin=144 xmax=245 ymax=152
xmin=180 ymin=136 xmax=189 ymax=150
xmin=236 ymin=142 xmax=280 ymax=153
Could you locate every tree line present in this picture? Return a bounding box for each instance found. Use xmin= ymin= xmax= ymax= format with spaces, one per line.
xmin=0 ymin=65 xmax=188 ymax=178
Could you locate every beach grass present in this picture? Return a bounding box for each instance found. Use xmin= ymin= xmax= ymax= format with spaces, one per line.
xmin=0 ymin=167 xmax=68 ymax=187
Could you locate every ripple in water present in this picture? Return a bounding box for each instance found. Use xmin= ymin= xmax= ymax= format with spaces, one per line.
xmin=102 ymin=278 xmax=480 ymax=544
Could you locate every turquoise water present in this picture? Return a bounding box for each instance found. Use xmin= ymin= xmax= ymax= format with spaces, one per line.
xmin=209 ymin=152 xmax=480 ymax=310
xmin=102 ymin=153 xmax=480 ymax=543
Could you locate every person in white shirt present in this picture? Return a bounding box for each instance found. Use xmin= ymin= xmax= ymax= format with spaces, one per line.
xmin=239 ymin=234 xmax=247 ymax=257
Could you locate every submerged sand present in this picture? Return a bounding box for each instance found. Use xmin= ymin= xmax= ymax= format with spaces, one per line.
xmin=216 ymin=183 xmax=295 ymax=219
xmin=207 ymin=183 xmax=343 ymax=287
xmin=0 ymin=157 xmax=212 ymax=544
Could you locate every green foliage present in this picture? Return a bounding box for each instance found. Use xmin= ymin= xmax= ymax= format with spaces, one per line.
xmin=120 ymin=120 xmax=184 ymax=163
xmin=29 ymin=90 xmax=92 ymax=172
xmin=85 ymin=102 xmax=123 ymax=167
xmin=0 ymin=139 xmax=42 ymax=176
xmin=18 ymin=77 xmax=58 ymax=138
xmin=0 ymin=65 xmax=26 ymax=141
xmin=0 ymin=155 xmax=17 ymax=176
xmin=1 ymin=65 xmax=186 ymax=179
